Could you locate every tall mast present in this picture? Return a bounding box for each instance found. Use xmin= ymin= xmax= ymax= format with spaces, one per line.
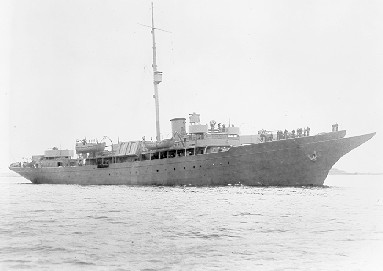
xmin=151 ymin=2 xmax=162 ymax=141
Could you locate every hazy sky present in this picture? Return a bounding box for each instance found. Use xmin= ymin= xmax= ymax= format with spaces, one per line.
xmin=1 ymin=0 xmax=382 ymax=172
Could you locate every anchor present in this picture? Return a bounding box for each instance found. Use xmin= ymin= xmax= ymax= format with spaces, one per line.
xmin=308 ymin=151 xmax=318 ymax=162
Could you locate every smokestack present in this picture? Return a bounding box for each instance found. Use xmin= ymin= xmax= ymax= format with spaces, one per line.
xmin=170 ymin=118 xmax=186 ymax=136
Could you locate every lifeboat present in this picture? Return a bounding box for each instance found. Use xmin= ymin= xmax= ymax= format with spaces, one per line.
xmin=75 ymin=140 xmax=106 ymax=154
xmin=144 ymin=138 xmax=175 ymax=150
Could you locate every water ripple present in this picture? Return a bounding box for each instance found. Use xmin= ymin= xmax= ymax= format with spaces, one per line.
xmin=0 ymin=175 xmax=382 ymax=270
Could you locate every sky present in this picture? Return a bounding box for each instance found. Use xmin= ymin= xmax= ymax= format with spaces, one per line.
xmin=1 ymin=0 xmax=382 ymax=172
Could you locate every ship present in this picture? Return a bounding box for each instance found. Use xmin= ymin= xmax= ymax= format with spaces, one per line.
xmin=9 ymin=4 xmax=375 ymax=186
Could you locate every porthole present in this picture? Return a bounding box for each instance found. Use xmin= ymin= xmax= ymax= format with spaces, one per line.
xmin=174 ymin=168 xmax=176 ymax=171
xmin=193 ymin=166 xmax=195 ymax=169
xmin=156 ymin=170 xmax=159 ymax=172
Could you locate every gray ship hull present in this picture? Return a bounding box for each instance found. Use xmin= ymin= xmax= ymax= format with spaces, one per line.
xmin=10 ymin=132 xmax=375 ymax=186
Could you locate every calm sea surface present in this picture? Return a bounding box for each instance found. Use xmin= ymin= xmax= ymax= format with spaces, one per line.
xmin=1 ymin=174 xmax=382 ymax=270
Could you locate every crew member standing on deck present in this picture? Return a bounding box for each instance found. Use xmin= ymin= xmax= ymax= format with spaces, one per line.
xmin=332 ymin=123 xmax=339 ymax=132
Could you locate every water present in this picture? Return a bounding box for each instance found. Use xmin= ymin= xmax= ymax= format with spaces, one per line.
xmin=1 ymin=174 xmax=382 ymax=270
